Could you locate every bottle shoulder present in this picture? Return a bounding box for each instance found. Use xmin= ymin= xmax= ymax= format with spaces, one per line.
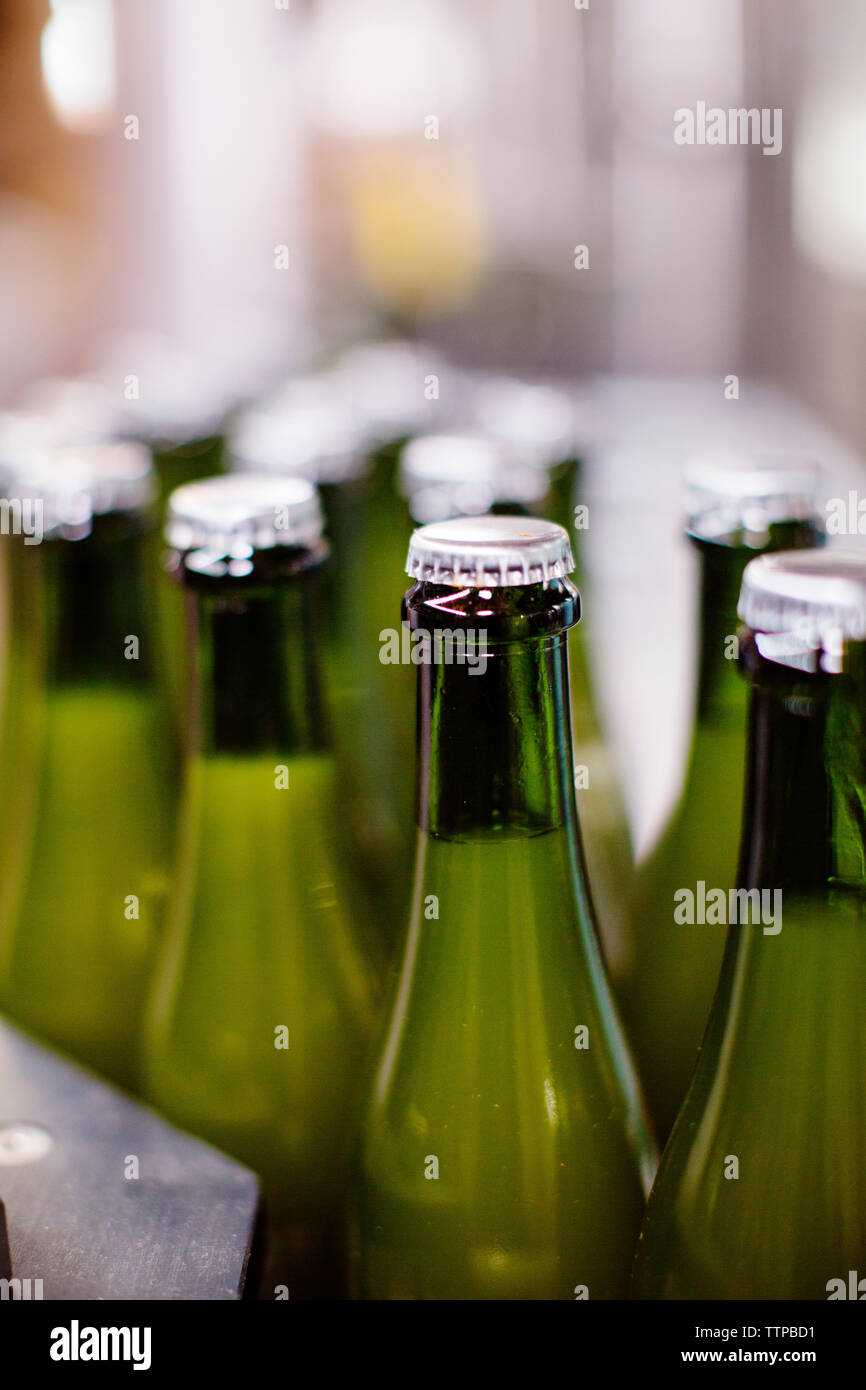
xmin=635 ymin=899 xmax=866 ymax=1297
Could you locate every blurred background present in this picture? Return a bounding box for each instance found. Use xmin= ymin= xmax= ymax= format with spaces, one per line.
xmin=1 ymin=0 xmax=864 ymax=852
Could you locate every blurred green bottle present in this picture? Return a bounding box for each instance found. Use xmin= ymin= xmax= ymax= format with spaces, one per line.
xmin=12 ymin=349 xmax=233 ymax=742
xmin=0 ymin=443 xmax=174 ymax=1090
xmin=331 ymin=338 xmax=457 ymax=641
xmin=469 ymin=373 xmax=633 ymax=978
xmin=331 ymin=341 xmax=457 ymax=926
xmin=230 ymin=346 xmax=456 ymax=943
xmin=634 ymin=549 xmax=866 ymax=1299
xmin=620 ymin=455 xmax=824 ymax=1141
xmin=141 ymin=474 xmax=380 ymax=1300
xmin=353 ymin=516 xmax=653 ymax=1300
xmin=229 ymin=371 xmax=406 ymax=940
xmin=14 ymin=346 xmax=229 ymax=500
xmin=18 ymin=347 xmax=231 ymax=748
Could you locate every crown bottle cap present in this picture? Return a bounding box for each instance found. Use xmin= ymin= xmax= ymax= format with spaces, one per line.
xmin=406 ymin=514 xmax=574 ymax=588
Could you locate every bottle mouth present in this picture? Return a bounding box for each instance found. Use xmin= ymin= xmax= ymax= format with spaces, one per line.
xmin=174 ymin=541 xmax=328 ymax=584
xmin=688 ymin=519 xmax=825 ymax=550
xmin=684 ymin=451 xmax=823 ymax=544
xmin=404 ymin=576 xmax=580 ymax=643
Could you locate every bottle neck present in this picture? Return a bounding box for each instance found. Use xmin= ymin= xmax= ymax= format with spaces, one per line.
xmin=7 ymin=511 xmax=156 ymax=688
xmin=182 ymin=551 xmax=329 ymax=757
xmin=738 ymin=638 xmax=866 ymax=896
xmin=691 ymin=521 xmax=823 ymax=724
xmin=151 ymin=433 xmax=225 ymax=501
xmin=404 ymin=579 xmax=580 ymax=839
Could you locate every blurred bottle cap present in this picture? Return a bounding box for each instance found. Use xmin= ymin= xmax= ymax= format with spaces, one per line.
xmin=0 ymin=441 xmax=155 ymax=538
xmin=333 ymin=340 xmax=451 ymax=444
xmin=468 ymin=373 xmax=580 ymax=469
xmin=92 ymin=333 xmax=231 ymax=445
xmin=684 ymin=452 xmax=822 ymax=542
xmin=400 ymin=431 xmax=547 ymax=522
xmin=230 ymin=375 xmax=369 ymax=484
xmin=166 ymin=473 xmax=324 ymax=574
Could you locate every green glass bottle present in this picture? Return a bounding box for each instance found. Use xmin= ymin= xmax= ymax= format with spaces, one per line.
xmin=140 ymin=474 xmax=380 ymax=1300
xmin=470 ymin=373 xmax=633 ymax=979
xmin=353 ymin=516 xmax=654 ymax=1300
xmin=228 ymin=371 xmax=373 ymax=632
xmin=229 ymin=373 xmax=411 ymax=937
xmin=11 ymin=353 xmax=229 ymax=640
xmin=389 ymin=431 xmax=551 ymax=890
xmin=634 ymin=549 xmax=866 ymax=1300
xmin=331 ymin=340 xmax=458 ymax=924
xmin=620 ymin=455 xmax=823 ymax=1140
xmin=15 ymin=350 xmax=229 ymax=500
xmin=231 ymin=348 xmax=461 ymax=943
xmin=0 ymin=443 xmax=174 ymax=1090
xmin=75 ymin=336 xmax=233 ymax=747
xmin=397 ymin=417 xmax=632 ymax=976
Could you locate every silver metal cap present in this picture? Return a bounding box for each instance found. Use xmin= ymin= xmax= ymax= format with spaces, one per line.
xmin=469 ymin=374 xmax=579 ymax=468
xmin=684 ymin=452 xmax=822 ymax=542
xmin=333 ymin=340 xmax=448 ymax=443
xmin=230 ymin=376 xmax=368 ymax=484
xmin=166 ymin=474 xmax=324 ymax=573
xmin=1 ymin=442 xmax=155 ymax=538
xmin=738 ymin=549 xmax=866 ymax=673
xmin=399 ymin=432 xmax=548 ymax=522
xmin=406 ymin=514 xmax=574 ymax=588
